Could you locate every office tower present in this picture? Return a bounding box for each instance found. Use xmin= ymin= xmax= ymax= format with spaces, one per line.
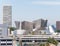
xmin=15 ymin=21 xmax=20 ymax=29
xmin=56 ymin=21 xmax=60 ymax=30
xmin=33 ymin=19 xmax=47 ymax=30
xmin=21 ymin=21 xmax=33 ymax=31
xmin=3 ymin=5 xmax=12 ymax=27
xmin=21 ymin=21 xmax=33 ymax=34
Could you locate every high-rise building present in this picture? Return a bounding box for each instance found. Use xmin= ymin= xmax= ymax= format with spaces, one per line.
xmin=3 ymin=5 xmax=12 ymax=27
xmin=56 ymin=21 xmax=60 ymax=30
xmin=33 ymin=19 xmax=47 ymax=30
xmin=21 ymin=21 xmax=33 ymax=31
xmin=15 ymin=21 xmax=20 ymax=29
xmin=21 ymin=21 xmax=33 ymax=34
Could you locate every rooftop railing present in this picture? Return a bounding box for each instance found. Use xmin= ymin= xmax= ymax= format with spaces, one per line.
xmin=17 ymin=34 xmax=60 ymax=39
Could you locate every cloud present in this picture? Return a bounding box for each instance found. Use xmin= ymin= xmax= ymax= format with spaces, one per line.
xmin=32 ymin=1 xmax=60 ymax=5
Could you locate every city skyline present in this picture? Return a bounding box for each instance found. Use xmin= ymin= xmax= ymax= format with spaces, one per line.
xmin=0 ymin=0 xmax=60 ymax=26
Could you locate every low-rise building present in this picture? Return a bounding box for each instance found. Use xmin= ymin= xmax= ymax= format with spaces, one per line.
xmin=0 ymin=36 xmax=13 ymax=46
xmin=0 ymin=24 xmax=8 ymax=36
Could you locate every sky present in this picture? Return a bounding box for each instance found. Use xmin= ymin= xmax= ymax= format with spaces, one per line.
xmin=0 ymin=0 xmax=60 ymax=26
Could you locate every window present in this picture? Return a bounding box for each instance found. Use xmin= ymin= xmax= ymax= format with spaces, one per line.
xmin=1 ymin=43 xmax=6 ymax=45
xmin=7 ymin=39 xmax=12 ymax=41
xmin=1 ymin=40 xmax=6 ymax=41
xmin=7 ymin=43 xmax=12 ymax=45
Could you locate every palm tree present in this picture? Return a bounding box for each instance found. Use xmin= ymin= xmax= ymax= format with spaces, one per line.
xmin=39 ymin=43 xmax=45 ymax=46
xmin=46 ymin=42 xmax=50 ymax=46
xmin=39 ymin=37 xmax=58 ymax=46
xmin=47 ymin=37 xmax=58 ymax=46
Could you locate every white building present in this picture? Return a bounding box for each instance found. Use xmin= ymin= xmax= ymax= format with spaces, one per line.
xmin=3 ymin=5 xmax=12 ymax=27
xmin=0 ymin=24 xmax=8 ymax=36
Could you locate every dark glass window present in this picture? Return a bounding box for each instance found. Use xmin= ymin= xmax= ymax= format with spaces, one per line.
xmin=1 ymin=39 xmax=6 ymax=41
xmin=1 ymin=43 xmax=6 ymax=45
xmin=22 ymin=40 xmax=32 ymax=42
xmin=7 ymin=43 xmax=12 ymax=45
xmin=7 ymin=39 xmax=12 ymax=41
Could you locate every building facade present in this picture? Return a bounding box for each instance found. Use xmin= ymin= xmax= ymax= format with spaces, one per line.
xmin=21 ymin=21 xmax=33 ymax=34
xmin=0 ymin=24 xmax=8 ymax=36
xmin=17 ymin=35 xmax=60 ymax=46
xmin=56 ymin=21 xmax=60 ymax=30
xmin=3 ymin=5 xmax=12 ymax=27
xmin=0 ymin=37 xmax=13 ymax=46
xmin=33 ymin=19 xmax=47 ymax=30
xmin=15 ymin=21 xmax=20 ymax=29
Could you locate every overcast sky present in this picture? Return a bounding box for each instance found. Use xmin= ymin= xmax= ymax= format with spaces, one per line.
xmin=0 ymin=0 xmax=60 ymax=26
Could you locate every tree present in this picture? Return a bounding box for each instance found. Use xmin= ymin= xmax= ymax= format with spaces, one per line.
xmin=55 ymin=30 xmax=60 ymax=33
xmin=46 ymin=42 xmax=50 ymax=46
xmin=10 ymin=27 xmax=16 ymax=31
xmin=32 ymin=31 xmax=35 ymax=35
xmin=39 ymin=43 xmax=45 ymax=46
xmin=9 ymin=27 xmax=16 ymax=34
xmin=47 ymin=37 xmax=58 ymax=46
